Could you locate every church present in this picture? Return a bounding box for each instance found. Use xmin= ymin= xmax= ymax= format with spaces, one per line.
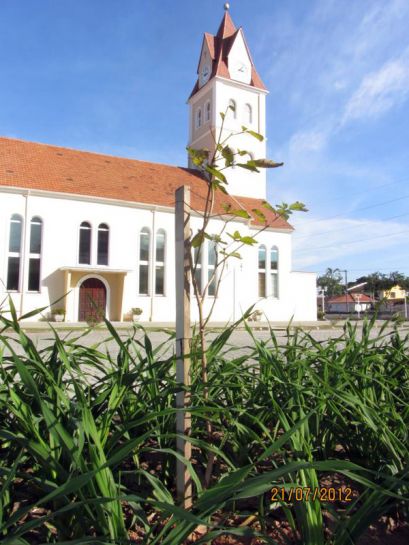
xmin=0 ymin=8 xmax=316 ymax=323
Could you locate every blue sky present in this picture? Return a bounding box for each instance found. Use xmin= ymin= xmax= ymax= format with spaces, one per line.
xmin=1 ymin=0 xmax=408 ymax=280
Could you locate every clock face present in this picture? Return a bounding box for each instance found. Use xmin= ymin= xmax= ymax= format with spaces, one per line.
xmin=201 ymin=64 xmax=210 ymax=84
xmin=237 ymin=62 xmax=248 ymax=74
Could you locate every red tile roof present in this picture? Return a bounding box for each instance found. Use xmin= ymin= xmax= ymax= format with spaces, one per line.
xmin=328 ymin=293 xmax=374 ymax=304
xmin=189 ymin=12 xmax=267 ymax=98
xmin=0 ymin=136 xmax=291 ymax=230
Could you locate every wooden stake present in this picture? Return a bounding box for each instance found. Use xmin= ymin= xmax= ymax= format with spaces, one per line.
xmin=175 ymin=185 xmax=192 ymax=508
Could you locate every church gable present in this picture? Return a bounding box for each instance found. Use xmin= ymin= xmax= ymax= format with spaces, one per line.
xmin=226 ymin=29 xmax=252 ymax=85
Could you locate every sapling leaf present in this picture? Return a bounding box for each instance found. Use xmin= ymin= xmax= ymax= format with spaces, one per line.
xmin=205 ymin=165 xmax=227 ymax=183
xmin=225 ymin=209 xmax=251 ymax=220
xmin=251 ymin=208 xmax=267 ymax=223
xmin=236 ymin=162 xmax=260 ymax=173
xmin=247 ymin=130 xmax=264 ymax=142
xmin=254 ymin=158 xmax=283 ymax=168
xmin=289 ymin=201 xmax=308 ymax=212
xmin=240 ymin=236 xmax=257 ymax=245
xmin=262 ymin=200 xmax=275 ymax=212
xmin=221 ymin=145 xmax=234 ymax=166
xmin=191 ymin=231 xmax=205 ymax=248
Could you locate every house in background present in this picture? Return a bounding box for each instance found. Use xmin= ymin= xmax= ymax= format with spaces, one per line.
xmin=0 ymin=7 xmax=317 ymax=323
xmin=327 ymin=293 xmax=373 ymax=314
xmin=381 ymin=285 xmax=407 ymax=304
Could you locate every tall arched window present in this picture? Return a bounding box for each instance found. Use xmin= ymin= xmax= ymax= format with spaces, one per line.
xmin=79 ymin=221 xmax=91 ymax=264
xmin=258 ymin=245 xmax=266 ymax=298
xmin=270 ymin=246 xmax=279 ymax=298
xmin=207 ymin=240 xmax=217 ymax=296
xmin=193 ymin=245 xmax=202 ymax=294
xmin=155 ymin=229 xmax=165 ymax=295
xmin=6 ymin=214 xmax=23 ymax=291
xmin=139 ymin=227 xmax=150 ymax=295
xmin=205 ymin=100 xmax=211 ymax=123
xmin=97 ymin=223 xmax=109 ymax=265
xmin=228 ymin=99 xmax=237 ymax=118
xmin=244 ymin=103 xmax=252 ymax=124
xmin=196 ymin=107 xmax=202 ymax=129
xmin=28 ymin=216 xmax=42 ymax=291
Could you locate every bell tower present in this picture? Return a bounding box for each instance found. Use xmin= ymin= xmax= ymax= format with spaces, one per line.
xmin=187 ymin=4 xmax=269 ymax=199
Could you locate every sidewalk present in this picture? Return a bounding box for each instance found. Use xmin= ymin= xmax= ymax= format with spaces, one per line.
xmin=13 ymin=319 xmax=388 ymax=332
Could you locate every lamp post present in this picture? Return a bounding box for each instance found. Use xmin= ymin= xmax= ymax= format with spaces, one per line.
xmin=405 ymin=292 xmax=408 ymax=320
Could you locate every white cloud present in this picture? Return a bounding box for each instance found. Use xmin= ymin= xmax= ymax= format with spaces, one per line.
xmin=342 ymin=52 xmax=409 ymax=124
xmin=292 ymin=217 xmax=409 ymax=268
xmin=288 ymin=130 xmax=328 ymax=153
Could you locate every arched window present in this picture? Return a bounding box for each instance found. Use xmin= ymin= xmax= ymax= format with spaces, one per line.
xmin=258 ymin=245 xmax=266 ymax=298
xmin=97 ymin=223 xmax=109 ymax=265
xmin=28 ymin=216 xmax=42 ymax=291
xmin=79 ymin=221 xmax=91 ymax=264
xmin=205 ymin=100 xmax=211 ymax=123
xmin=228 ymin=99 xmax=237 ymax=118
xmin=196 ymin=107 xmax=202 ymax=129
xmin=270 ymin=246 xmax=279 ymax=298
xmin=139 ymin=227 xmax=150 ymax=295
xmin=207 ymin=240 xmax=217 ymax=296
xmin=155 ymin=229 xmax=165 ymax=295
xmin=244 ymin=103 xmax=252 ymax=124
xmin=6 ymin=214 xmax=23 ymax=291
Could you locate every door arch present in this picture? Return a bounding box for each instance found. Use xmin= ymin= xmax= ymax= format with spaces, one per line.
xmin=78 ymin=277 xmax=107 ymax=322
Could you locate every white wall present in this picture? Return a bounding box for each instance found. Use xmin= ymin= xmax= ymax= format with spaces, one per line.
xmin=188 ymin=78 xmax=267 ymax=199
xmin=0 ymin=189 xmax=317 ymax=323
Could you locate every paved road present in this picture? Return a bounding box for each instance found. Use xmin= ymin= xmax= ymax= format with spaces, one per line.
xmin=2 ymin=323 xmax=407 ymax=360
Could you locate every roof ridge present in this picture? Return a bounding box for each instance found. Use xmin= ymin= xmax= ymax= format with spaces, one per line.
xmin=0 ymin=135 xmax=197 ymax=172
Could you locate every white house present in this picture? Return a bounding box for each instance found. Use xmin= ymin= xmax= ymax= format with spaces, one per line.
xmin=0 ymin=8 xmax=317 ymax=323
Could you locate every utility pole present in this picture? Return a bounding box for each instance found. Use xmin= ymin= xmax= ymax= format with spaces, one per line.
xmin=175 ymin=185 xmax=192 ymax=508
xmin=340 ymin=269 xmax=348 ymax=315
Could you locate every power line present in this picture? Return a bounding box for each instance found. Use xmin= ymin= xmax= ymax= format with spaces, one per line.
xmin=293 ymin=194 xmax=409 ymax=226
xmin=294 ymin=211 xmax=409 ymax=240
xmin=296 ymin=228 xmax=409 ymax=254
xmin=302 ymin=177 xmax=409 ymax=208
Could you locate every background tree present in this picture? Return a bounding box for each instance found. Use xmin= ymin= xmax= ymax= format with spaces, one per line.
xmin=317 ymin=268 xmax=344 ymax=297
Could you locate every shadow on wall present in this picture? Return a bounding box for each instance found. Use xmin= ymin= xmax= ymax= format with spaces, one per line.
xmin=40 ymin=269 xmax=67 ymax=319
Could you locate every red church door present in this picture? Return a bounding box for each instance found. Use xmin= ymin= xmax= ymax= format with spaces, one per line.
xmin=78 ymin=278 xmax=106 ymax=322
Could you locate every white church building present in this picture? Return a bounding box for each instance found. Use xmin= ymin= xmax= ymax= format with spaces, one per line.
xmin=0 ymin=9 xmax=316 ymax=324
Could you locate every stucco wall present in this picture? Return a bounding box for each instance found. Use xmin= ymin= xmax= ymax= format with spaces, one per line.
xmin=0 ymin=189 xmax=317 ymax=323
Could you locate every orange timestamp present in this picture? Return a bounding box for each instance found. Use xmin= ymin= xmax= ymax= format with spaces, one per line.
xmin=271 ymin=486 xmax=353 ymax=503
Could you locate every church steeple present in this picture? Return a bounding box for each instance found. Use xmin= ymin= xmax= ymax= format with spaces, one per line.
xmin=187 ymin=6 xmax=269 ymax=199
xmin=216 ymin=6 xmax=236 ymax=39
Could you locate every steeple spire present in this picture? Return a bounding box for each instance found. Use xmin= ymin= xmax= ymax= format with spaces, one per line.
xmin=216 ymin=6 xmax=236 ymax=39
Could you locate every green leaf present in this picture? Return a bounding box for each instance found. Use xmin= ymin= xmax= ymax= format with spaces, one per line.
xmin=205 ymin=165 xmax=227 ymax=183
xmin=251 ymin=208 xmax=267 ymax=223
xmin=247 ymin=130 xmax=264 ymax=142
xmin=254 ymin=158 xmax=283 ymax=168
xmin=236 ymin=162 xmax=260 ymax=173
xmin=191 ymin=231 xmax=205 ymax=248
xmin=225 ymin=209 xmax=251 ymax=220
xmin=221 ymin=145 xmax=234 ymax=166
xmin=289 ymin=201 xmax=308 ymax=212
xmin=239 ymin=236 xmax=257 ymax=245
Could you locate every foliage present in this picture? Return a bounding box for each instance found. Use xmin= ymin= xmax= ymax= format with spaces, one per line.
xmin=51 ymin=308 xmax=66 ymax=315
xmin=317 ymin=268 xmax=344 ymax=297
xmin=0 ymin=302 xmax=408 ymax=543
xmin=355 ymin=271 xmax=409 ymax=298
xmin=131 ymin=307 xmax=143 ymax=315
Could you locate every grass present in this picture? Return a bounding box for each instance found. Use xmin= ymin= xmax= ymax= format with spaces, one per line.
xmin=0 ymin=300 xmax=408 ymax=544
